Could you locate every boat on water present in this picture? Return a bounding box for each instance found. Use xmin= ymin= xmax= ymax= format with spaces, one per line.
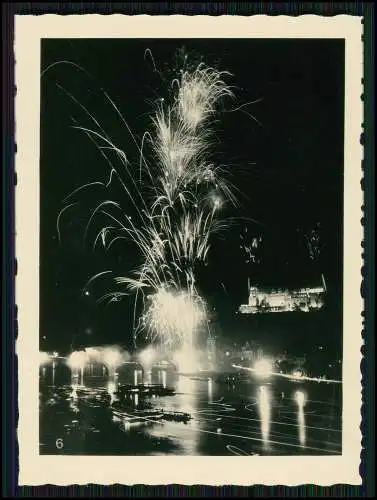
xmin=160 ymin=410 xmax=192 ymax=423
xmin=117 ymin=384 xmax=175 ymax=397
xmin=112 ymin=408 xmax=163 ymax=423
xmin=112 ymin=407 xmax=192 ymax=424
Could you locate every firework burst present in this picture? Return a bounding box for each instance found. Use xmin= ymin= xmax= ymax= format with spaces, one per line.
xmin=57 ymin=51 xmax=237 ymax=358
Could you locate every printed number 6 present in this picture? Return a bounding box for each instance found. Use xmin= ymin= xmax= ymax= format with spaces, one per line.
xmin=56 ymin=438 xmax=64 ymax=449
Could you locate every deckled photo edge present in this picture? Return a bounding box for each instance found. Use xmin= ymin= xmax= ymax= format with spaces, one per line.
xmin=15 ymin=14 xmax=363 ymax=486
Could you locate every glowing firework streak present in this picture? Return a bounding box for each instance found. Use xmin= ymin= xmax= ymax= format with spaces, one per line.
xmin=58 ymin=54 xmax=236 ymax=356
xmin=232 ymin=364 xmax=342 ymax=384
xmin=174 ymin=344 xmax=199 ymax=374
xmin=208 ymin=377 xmax=213 ymax=403
xmin=142 ymin=286 xmax=206 ymax=352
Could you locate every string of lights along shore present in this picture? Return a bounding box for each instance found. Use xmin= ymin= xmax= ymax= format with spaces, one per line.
xmin=40 ymin=39 xmax=344 ymax=457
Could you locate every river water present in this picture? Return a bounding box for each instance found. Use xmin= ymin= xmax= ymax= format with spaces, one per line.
xmin=39 ymin=371 xmax=341 ymax=456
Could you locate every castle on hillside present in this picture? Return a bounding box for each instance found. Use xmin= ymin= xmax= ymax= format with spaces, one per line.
xmin=239 ymin=277 xmax=326 ymax=314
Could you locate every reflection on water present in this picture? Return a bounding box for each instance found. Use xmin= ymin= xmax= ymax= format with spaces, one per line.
xmin=145 ymin=374 xmax=200 ymax=455
xmin=207 ymin=378 xmax=213 ymax=403
xmin=107 ymin=380 xmax=119 ymax=406
xmin=298 ymin=405 xmax=306 ymax=446
xmin=68 ymin=383 xmax=79 ymax=413
xmin=176 ymin=376 xmax=197 ymax=413
xmin=133 ymin=369 xmax=143 ymax=386
xmin=40 ymin=370 xmax=341 ymax=456
xmin=161 ymin=370 xmax=167 ymax=389
xmin=295 ymin=390 xmax=306 ymax=447
xmin=258 ymin=385 xmax=271 ymax=448
xmin=145 ymin=370 xmax=152 ymax=385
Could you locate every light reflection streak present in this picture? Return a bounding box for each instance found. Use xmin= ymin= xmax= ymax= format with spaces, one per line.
xmin=68 ymin=383 xmax=79 ymax=413
xmin=40 ymin=372 xmax=341 ymax=455
xmin=145 ymin=375 xmax=199 ymax=454
xmin=146 ymin=370 xmax=152 ymax=384
xmin=162 ymin=370 xmax=167 ymax=389
xmin=295 ymin=391 xmax=306 ymax=447
xmin=207 ymin=378 xmax=213 ymax=403
xmin=193 ymin=426 xmax=341 ymax=454
xmin=176 ymin=376 xmax=197 ymax=413
xmin=298 ymin=405 xmax=306 ymax=446
xmin=257 ymin=386 xmax=271 ymax=447
xmin=196 ymin=408 xmax=339 ymax=434
xmin=194 ymin=410 xmax=338 ymax=444
xmin=226 ymin=445 xmax=259 ymax=456
xmin=107 ymin=379 xmax=118 ymax=405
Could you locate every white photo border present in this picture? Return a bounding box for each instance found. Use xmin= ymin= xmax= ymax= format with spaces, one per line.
xmin=15 ymin=14 xmax=363 ymax=486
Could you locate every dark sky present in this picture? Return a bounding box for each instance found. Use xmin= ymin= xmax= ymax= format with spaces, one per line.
xmin=39 ymin=38 xmax=344 ymax=352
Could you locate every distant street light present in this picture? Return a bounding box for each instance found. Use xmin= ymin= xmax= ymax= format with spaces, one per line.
xmin=253 ymin=359 xmax=273 ymax=378
xmin=295 ymin=390 xmax=306 ymax=406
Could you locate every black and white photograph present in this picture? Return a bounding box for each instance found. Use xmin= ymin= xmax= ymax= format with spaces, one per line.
xmin=16 ymin=15 xmax=363 ymax=485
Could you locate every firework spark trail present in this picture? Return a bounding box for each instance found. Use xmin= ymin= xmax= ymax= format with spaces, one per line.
xmin=57 ymin=53 xmax=237 ymax=359
xmin=130 ymin=62 xmax=236 ymax=357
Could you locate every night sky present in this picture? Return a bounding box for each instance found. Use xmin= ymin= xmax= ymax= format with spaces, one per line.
xmin=40 ymin=38 xmax=344 ymax=353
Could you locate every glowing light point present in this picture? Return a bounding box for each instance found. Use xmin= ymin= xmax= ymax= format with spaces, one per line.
xmin=67 ymin=351 xmax=88 ymax=385
xmin=139 ymin=347 xmax=155 ymax=369
xmin=295 ymin=390 xmax=306 ymax=406
xmin=253 ymin=359 xmax=273 ymax=378
xmin=292 ymin=370 xmax=303 ymax=380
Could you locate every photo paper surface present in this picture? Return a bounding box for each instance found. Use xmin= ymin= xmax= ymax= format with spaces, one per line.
xmin=15 ymin=14 xmax=363 ymax=486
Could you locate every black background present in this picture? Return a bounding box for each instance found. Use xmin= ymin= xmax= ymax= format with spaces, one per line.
xmin=3 ymin=2 xmax=373 ymax=498
xmin=40 ymin=38 xmax=344 ymax=353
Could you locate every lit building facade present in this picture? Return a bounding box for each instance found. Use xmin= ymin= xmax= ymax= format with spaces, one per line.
xmin=239 ymin=282 xmax=325 ymax=314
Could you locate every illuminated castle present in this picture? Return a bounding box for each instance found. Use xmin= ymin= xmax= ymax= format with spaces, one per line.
xmin=239 ymin=277 xmax=326 ymax=314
